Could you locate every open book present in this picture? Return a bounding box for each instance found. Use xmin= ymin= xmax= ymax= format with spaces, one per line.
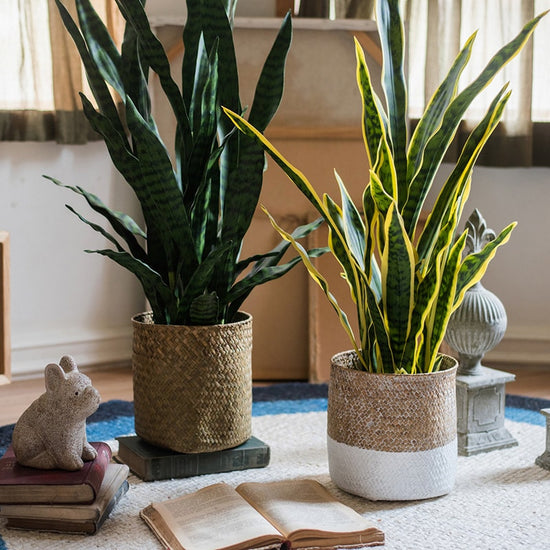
xmin=140 ymin=479 xmax=384 ymax=550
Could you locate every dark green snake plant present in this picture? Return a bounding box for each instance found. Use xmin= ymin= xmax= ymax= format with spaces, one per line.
xmin=46 ymin=0 xmax=326 ymax=326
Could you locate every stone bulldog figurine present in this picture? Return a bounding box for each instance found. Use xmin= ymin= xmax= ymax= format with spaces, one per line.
xmin=12 ymin=355 xmax=101 ymax=470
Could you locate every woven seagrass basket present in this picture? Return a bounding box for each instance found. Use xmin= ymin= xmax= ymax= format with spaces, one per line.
xmin=132 ymin=311 xmax=253 ymax=454
xmin=327 ymin=351 xmax=458 ymax=501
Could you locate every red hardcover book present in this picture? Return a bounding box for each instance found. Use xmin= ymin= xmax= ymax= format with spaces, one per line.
xmin=0 ymin=441 xmax=112 ymax=504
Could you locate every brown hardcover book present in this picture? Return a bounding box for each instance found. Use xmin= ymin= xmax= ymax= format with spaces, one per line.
xmin=1 ymin=463 xmax=129 ymax=535
xmin=140 ymin=479 xmax=385 ymax=550
xmin=0 ymin=441 xmax=112 ymax=504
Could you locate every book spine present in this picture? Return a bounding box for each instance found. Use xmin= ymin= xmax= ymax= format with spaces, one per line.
xmin=118 ymin=442 xmax=270 ymax=481
xmin=94 ymin=479 xmax=129 ymax=534
xmin=6 ymin=516 xmax=96 ymax=535
xmin=153 ymin=445 xmax=270 ymax=481
xmin=82 ymin=442 xmax=113 ymax=503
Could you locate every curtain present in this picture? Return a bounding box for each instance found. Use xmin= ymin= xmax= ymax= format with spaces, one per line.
xmin=0 ymin=0 xmax=124 ymax=144
xmin=407 ymin=0 xmax=550 ymax=167
xmin=297 ymin=0 xmax=374 ymax=18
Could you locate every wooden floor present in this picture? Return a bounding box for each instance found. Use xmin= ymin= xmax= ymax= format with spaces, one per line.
xmin=0 ymin=362 xmax=549 ymax=426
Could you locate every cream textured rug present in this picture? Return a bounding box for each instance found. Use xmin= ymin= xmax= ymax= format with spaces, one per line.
xmin=0 ymin=393 xmax=549 ymax=549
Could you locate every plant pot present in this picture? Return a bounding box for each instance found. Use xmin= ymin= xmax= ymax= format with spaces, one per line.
xmin=132 ymin=311 xmax=253 ymax=454
xmin=327 ymin=351 xmax=458 ymax=501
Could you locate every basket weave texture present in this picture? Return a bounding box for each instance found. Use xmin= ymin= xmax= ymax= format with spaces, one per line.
xmin=132 ymin=311 xmax=253 ymax=454
xmin=328 ymin=351 xmax=458 ymax=453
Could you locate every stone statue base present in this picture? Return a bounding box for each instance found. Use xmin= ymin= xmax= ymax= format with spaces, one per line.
xmin=535 ymin=409 xmax=550 ymax=471
xmin=456 ymin=366 xmax=518 ymax=456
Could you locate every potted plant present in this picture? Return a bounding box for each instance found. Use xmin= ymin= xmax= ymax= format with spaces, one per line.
xmin=225 ymin=0 xmax=545 ymax=499
xmin=47 ymin=0 xmax=324 ymax=454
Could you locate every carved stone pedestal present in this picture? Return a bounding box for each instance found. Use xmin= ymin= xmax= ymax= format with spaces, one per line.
xmin=535 ymin=409 xmax=550 ymax=471
xmin=456 ymin=367 xmax=518 ymax=456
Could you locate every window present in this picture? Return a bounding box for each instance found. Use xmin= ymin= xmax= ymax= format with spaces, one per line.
xmin=406 ymin=0 xmax=550 ymax=166
xmin=0 ymin=0 xmax=123 ymax=143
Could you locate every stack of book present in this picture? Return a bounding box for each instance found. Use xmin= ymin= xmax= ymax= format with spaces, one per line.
xmin=0 ymin=441 xmax=129 ymax=535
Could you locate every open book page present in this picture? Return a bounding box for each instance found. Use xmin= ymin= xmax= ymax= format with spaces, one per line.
xmin=141 ymin=482 xmax=284 ymax=550
xmin=236 ymin=480 xmax=384 ymax=547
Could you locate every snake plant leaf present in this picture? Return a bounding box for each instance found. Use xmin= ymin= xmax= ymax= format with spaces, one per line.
xmin=354 ymin=38 xmax=386 ymax=172
xmin=369 ymin=169 xmax=394 ymax=253
xmin=123 ymin=98 xmax=199 ymax=283
xmin=369 ymin=171 xmax=394 ymax=218
xmin=400 ymin=239 xmax=447 ymax=371
xmin=407 ymin=32 xmax=476 ymax=185
xmin=424 ymin=193 xmax=464 ymax=282
xmin=54 ymin=0 xmax=125 ymax=137
xmin=115 ymin=0 xmax=188 ymax=130
xmin=45 ymin=175 xmax=147 ymax=261
xmin=363 ymin=272 xmax=393 ymax=373
xmin=454 ymin=222 xmax=516 ymax=309
xmin=376 ymin=0 xmax=408 ymax=200
xmin=186 ymin=38 xmax=219 ymax=219
xmin=222 ymin=109 xmax=330 ymax=219
xmin=219 ymin=140 xmax=266 ymax=247
xmin=182 ymin=0 xmax=202 ymax=115
xmin=65 ymin=205 xmax=125 ymax=252
xmin=403 ymin=11 xmax=547 ymax=235
xmin=220 ymin=13 xmax=291 ymax=255
xmin=182 ymin=0 xmax=296 ymax=306
xmin=120 ymin=17 xmax=151 ymax=121
xmin=407 ymin=209 xmax=464 ymax=371
xmin=226 ymin=247 xmax=327 ymax=321
xmin=223 ymin=0 xmax=237 ymax=23
xmin=323 ymin=195 xmax=365 ymax=308
xmin=362 ymin=185 xmax=381 ymax=295
xmin=381 ymin=203 xmax=415 ymax=365
xmin=235 ymin=216 xmax=326 ymax=276
xmin=189 ymin=35 xmax=217 ymax=136
xmin=178 ymin=240 xmax=235 ymax=320
xmin=248 ymin=12 xmax=292 ymax=131
xmin=194 ymin=48 xmax=220 ymax=146
xmin=264 ymin=207 xmax=364 ymax=367
xmin=201 ymin=0 xmax=240 ymax=114
xmin=372 ymin=133 xmax=398 ymax=200
xmin=78 ymin=93 xmax=137 ymax=164
xmin=334 ymin=171 xmax=366 ymax=272
xmin=422 ymin=231 xmax=467 ymax=373
xmin=417 ymin=86 xmax=510 ymax=263
xmin=89 ymin=248 xmax=173 ymax=321
xmin=201 ymin=0 xmax=240 ymax=230
xmin=75 ymin=0 xmax=125 ymax=98
xmin=198 ymin=159 xmax=222 ymax=266
xmin=189 ymin=292 xmax=220 ymax=326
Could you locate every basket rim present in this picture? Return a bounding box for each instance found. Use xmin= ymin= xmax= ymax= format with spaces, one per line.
xmin=330 ymin=350 xmax=458 ymax=377
xmin=131 ymin=310 xmax=252 ymax=328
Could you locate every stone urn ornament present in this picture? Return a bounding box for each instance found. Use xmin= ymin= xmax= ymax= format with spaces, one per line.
xmin=445 ymin=209 xmax=508 ymax=375
xmin=445 ymin=210 xmax=518 ymax=455
xmin=12 ymin=355 xmax=101 ymax=470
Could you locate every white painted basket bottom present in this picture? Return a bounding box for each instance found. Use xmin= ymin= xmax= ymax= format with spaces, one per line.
xmin=327 ymin=435 xmax=458 ymax=501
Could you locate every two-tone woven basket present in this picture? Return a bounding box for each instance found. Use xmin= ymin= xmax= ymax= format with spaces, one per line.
xmin=132 ymin=311 xmax=253 ymax=454
xmin=327 ymin=351 xmax=458 ymax=501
